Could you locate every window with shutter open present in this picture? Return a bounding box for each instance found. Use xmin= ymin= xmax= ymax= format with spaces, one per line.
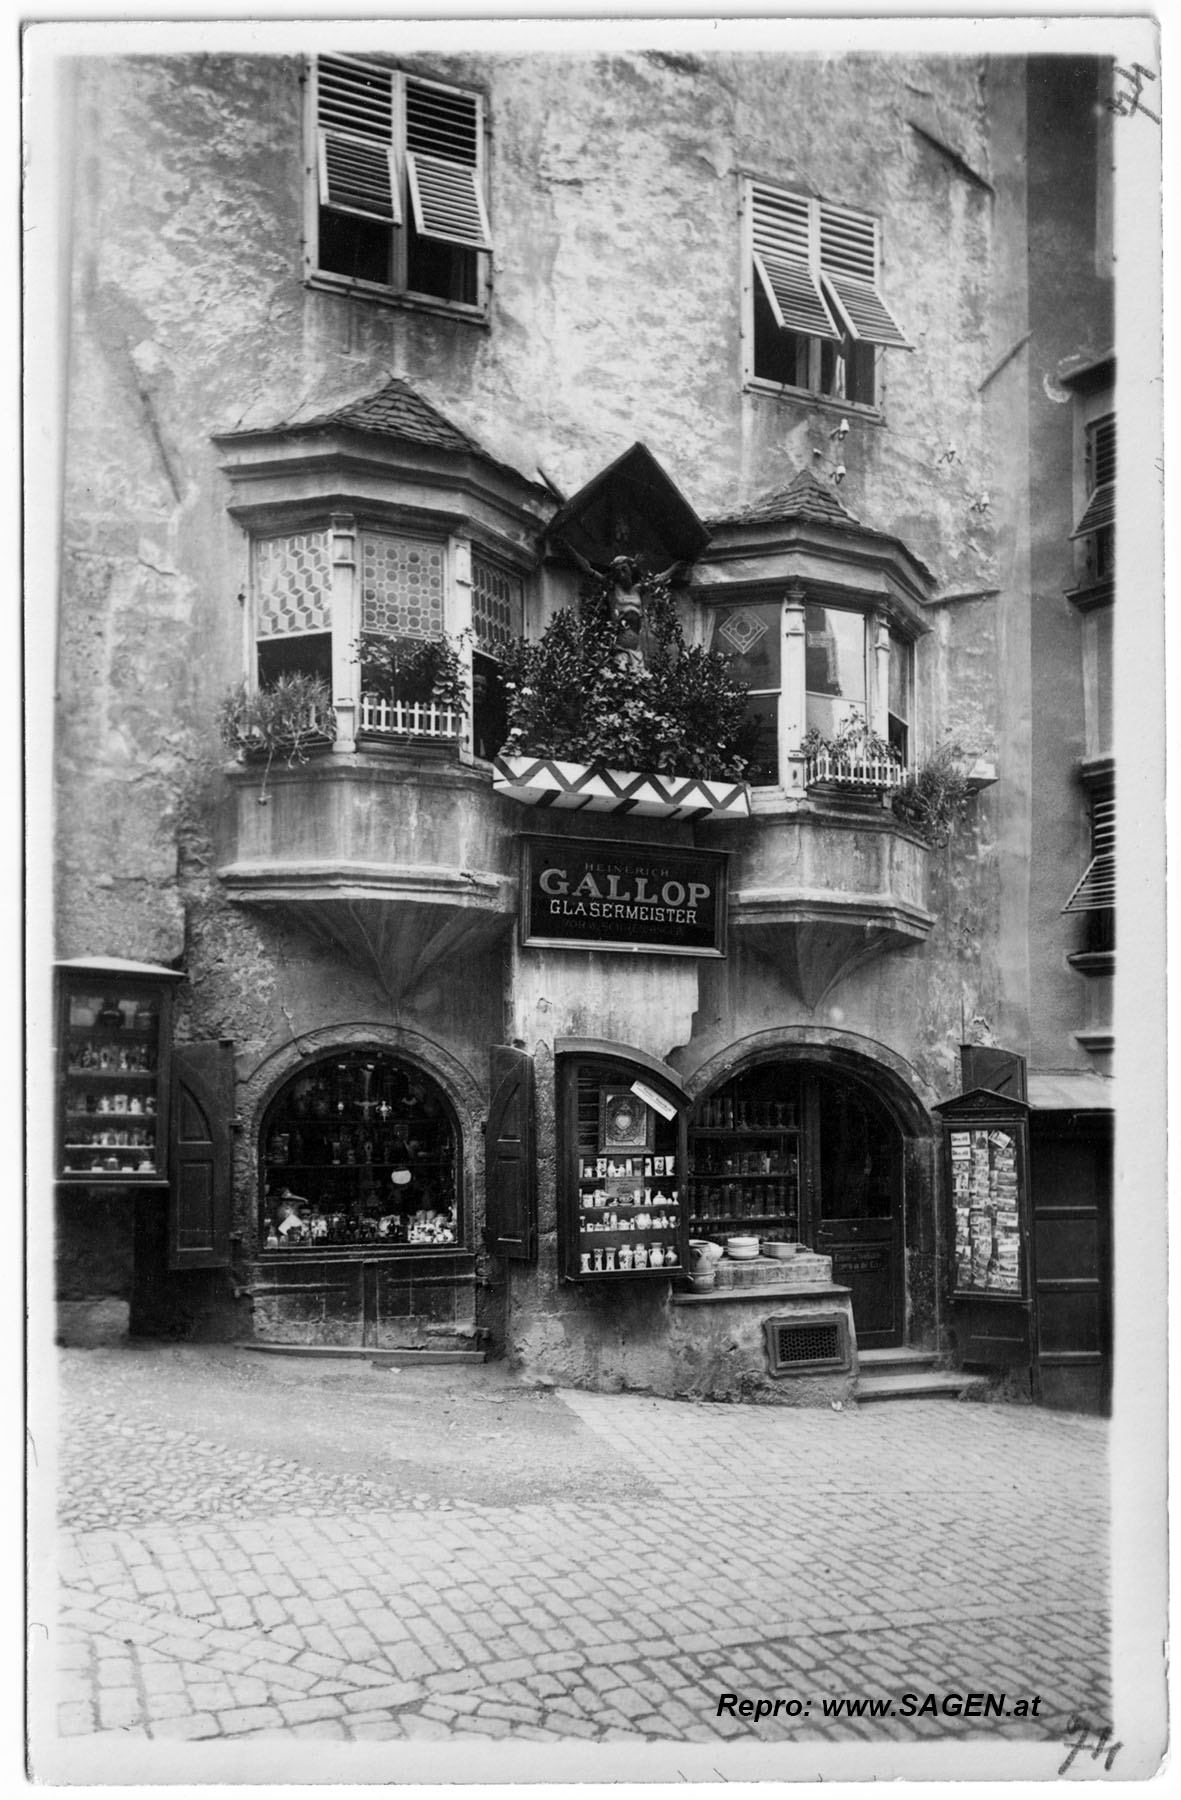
xmin=747 ymin=181 xmax=911 ymax=400
xmin=752 ymin=185 xmax=841 ymax=341
xmin=405 ymin=80 xmax=491 ymax=251
xmin=818 ymin=205 xmax=911 ymax=349
xmin=1062 ymin=791 xmax=1115 ymax=913
xmin=311 ymin=55 xmax=490 ymax=307
xmin=316 ymin=55 xmax=400 ymax=224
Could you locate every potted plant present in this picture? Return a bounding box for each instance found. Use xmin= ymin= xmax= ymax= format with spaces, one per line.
xmin=494 ymin=570 xmax=758 ymax=818
xmin=802 ymin=718 xmax=903 ymax=792
xmin=890 ymin=739 xmax=973 ymax=846
xmin=355 ymin=632 xmax=469 ymax=739
xmin=218 ymin=673 xmax=334 ymax=804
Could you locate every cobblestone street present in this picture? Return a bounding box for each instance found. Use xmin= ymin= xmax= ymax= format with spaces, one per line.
xmin=33 ymin=1333 xmax=1115 ymax=1781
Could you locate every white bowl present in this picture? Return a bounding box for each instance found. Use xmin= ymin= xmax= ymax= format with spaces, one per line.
xmin=725 ymin=1236 xmax=760 ymax=1260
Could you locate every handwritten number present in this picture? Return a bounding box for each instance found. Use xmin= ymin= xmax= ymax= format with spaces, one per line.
xmin=1060 ymin=1715 xmax=1123 ymax=1776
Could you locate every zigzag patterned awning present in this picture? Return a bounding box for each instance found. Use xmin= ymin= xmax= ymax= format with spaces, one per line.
xmin=493 ymin=756 xmax=751 ymax=823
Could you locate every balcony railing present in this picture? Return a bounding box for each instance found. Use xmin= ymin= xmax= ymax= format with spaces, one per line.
xmin=358 ymin=696 xmax=463 ymax=739
xmin=804 ymin=746 xmax=905 ymax=791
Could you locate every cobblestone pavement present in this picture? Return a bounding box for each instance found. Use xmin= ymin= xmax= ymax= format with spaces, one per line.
xmin=33 ymin=1339 xmax=1115 ymax=1781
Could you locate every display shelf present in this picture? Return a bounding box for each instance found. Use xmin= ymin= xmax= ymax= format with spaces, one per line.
xmin=56 ymin=961 xmax=179 ymax=1186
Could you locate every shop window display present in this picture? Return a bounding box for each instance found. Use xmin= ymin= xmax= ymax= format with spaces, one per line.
xmin=561 ymin=1058 xmax=688 ymax=1280
xmin=259 ymin=1052 xmax=459 ymax=1251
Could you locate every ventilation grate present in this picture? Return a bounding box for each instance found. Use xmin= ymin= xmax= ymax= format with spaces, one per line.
xmin=763 ymin=1311 xmax=850 ymax=1377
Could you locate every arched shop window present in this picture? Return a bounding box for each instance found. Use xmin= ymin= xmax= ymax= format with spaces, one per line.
xmin=258 ymin=1051 xmax=460 ymax=1251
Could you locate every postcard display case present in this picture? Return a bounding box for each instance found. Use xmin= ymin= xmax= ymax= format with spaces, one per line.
xmin=936 ymin=1088 xmax=1033 ymax=1373
xmin=562 ymin=1061 xmax=689 ymax=1282
xmin=56 ymin=958 xmax=183 ymax=1186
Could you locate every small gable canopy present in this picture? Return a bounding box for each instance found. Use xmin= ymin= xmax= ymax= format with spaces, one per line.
xmin=544 ymin=443 xmax=711 ymax=573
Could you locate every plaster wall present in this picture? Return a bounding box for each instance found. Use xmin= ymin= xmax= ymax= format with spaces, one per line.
xmin=56 ymin=49 xmax=1005 ymax=982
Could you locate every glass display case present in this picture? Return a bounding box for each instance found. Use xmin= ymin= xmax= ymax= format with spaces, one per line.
xmin=56 ymin=958 xmax=182 ymax=1185
xmin=561 ymin=1057 xmax=688 ymax=1280
xmin=935 ymin=1087 xmax=1033 ymax=1373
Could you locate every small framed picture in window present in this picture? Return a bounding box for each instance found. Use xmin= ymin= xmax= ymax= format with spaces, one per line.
xmin=599 ymin=1088 xmax=653 ymax=1154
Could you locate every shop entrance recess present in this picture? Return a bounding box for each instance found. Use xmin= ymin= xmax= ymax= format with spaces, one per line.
xmin=689 ymin=1063 xmax=904 ymax=1347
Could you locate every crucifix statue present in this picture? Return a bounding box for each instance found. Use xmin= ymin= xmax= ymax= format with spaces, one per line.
xmin=556 ymin=538 xmax=684 ymax=671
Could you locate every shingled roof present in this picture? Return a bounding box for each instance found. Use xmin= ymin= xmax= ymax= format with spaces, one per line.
xmin=290 ymin=377 xmax=488 ymax=456
xmin=708 ymin=467 xmax=865 ymax=531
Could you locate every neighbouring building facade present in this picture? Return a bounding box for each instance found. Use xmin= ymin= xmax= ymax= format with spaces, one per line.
xmin=46 ymin=38 xmax=1130 ymax=1412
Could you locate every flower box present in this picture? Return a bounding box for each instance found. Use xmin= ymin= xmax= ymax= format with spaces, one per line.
xmin=492 ymin=754 xmax=751 ymax=823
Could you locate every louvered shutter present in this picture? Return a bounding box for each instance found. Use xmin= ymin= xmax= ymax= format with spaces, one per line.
xmin=316 ymin=54 xmax=401 ymax=224
xmin=484 ymin=1046 xmax=536 ymax=1261
xmin=751 ymin=184 xmax=841 ymax=340
xmin=1062 ymin=793 xmax=1116 ymax=913
xmin=405 ymin=78 xmax=492 ymax=251
xmin=168 ymin=1041 xmax=234 ymax=1270
xmin=1073 ymin=416 xmax=1115 ymax=537
xmin=818 ymin=205 xmax=912 ymax=348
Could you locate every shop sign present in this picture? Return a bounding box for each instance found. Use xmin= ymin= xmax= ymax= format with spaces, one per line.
xmin=521 ymin=834 xmax=728 ymax=957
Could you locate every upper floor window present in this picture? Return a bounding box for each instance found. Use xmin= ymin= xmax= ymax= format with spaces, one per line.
xmin=706 ymin=594 xmax=915 ymax=791
xmin=1062 ymin=782 xmax=1114 ymax=953
xmin=746 ymin=182 xmax=910 ymax=407
xmin=1072 ymin=413 xmax=1115 ymax=584
xmin=470 ymin=552 xmax=524 ymax=761
xmin=309 ymin=55 xmax=491 ymax=311
xmin=247 ymin=517 xmax=526 ymax=760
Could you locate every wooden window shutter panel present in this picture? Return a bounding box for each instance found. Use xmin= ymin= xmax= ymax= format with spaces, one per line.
xmin=405 ymin=79 xmax=492 ymax=251
xmin=316 ymin=55 xmax=401 ymax=224
xmin=168 ymin=1041 xmax=234 ymax=1270
xmin=484 ymin=1046 xmax=536 ymax=1261
xmin=751 ymin=184 xmax=841 ymax=340
xmin=818 ymin=204 xmax=912 ymax=348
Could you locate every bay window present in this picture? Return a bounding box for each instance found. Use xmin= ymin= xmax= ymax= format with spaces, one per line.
xmin=706 ymin=588 xmax=915 ymax=792
xmin=246 ymin=515 xmax=528 ymax=757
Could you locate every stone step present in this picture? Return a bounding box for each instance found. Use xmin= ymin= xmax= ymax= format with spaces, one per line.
xmin=854 ymin=1368 xmax=989 ymax=1403
xmin=857 ymin=1347 xmax=943 ymax=1370
xmin=241 ymin=1342 xmax=487 ymax=1365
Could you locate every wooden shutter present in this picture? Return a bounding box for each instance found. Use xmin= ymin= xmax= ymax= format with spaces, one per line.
xmin=1062 ymin=793 xmax=1116 ymax=913
xmin=316 ymin=54 xmax=401 ymax=223
xmin=960 ymin=1046 xmax=1028 ymax=1103
xmin=751 ymin=184 xmax=840 ymax=340
xmin=405 ymin=79 xmax=492 ymax=250
xmin=819 ymin=204 xmax=912 ymax=348
xmin=484 ymin=1046 xmax=536 ymax=1260
xmin=168 ymin=1041 xmax=233 ymax=1270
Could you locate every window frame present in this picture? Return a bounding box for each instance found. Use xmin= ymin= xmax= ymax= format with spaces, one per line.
xmin=742 ymin=177 xmax=910 ymax=411
xmin=257 ymin=1046 xmax=465 ymax=1256
xmin=304 ymin=54 xmax=492 ymax=319
xmin=245 ymin=513 xmax=536 ymax=761
xmin=706 ymin=592 xmax=916 ymax=796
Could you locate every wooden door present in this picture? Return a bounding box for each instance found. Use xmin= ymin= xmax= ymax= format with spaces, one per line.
xmin=1029 ymin=1122 xmax=1112 ymax=1412
xmin=808 ymin=1073 xmax=904 ymax=1348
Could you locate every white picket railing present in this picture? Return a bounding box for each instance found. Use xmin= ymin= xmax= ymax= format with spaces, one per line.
xmin=358 ymin=696 xmax=463 ymax=739
xmin=805 ymin=746 xmax=904 ymax=791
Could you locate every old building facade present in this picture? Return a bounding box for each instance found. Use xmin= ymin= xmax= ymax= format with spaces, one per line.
xmin=46 ymin=36 xmax=1127 ymax=1411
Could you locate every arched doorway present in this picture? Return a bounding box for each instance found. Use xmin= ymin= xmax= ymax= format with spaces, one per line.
xmin=690 ymin=1051 xmax=918 ymax=1348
